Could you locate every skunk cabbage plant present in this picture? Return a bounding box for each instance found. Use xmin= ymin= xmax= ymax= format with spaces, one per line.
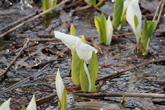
xmin=55 ymin=69 xmax=67 ymax=110
xmin=139 ymin=18 xmax=156 ymax=55
xmin=126 ymin=0 xmax=142 ymax=44
xmin=54 ymin=31 xmax=98 ymax=92
xmin=95 ymin=13 xmax=113 ymax=45
xmin=0 ymin=95 xmax=36 ymax=110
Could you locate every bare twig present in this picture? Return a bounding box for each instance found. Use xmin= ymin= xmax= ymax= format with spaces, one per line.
xmin=0 ymin=38 xmax=30 ymax=77
xmin=91 ymin=38 xmax=103 ymax=54
xmin=96 ymin=58 xmax=165 ymax=82
xmin=0 ymin=0 xmax=70 ymax=39
xmin=0 ymin=63 xmax=51 ymax=95
xmin=25 ymin=93 xmax=57 ymax=106
xmin=153 ymin=0 xmax=163 ymax=21
xmin=0 ymin=48 xmax=68 ymax=95
xmin=154 ymin=0 xmax=164 ymax=30
xmin=74 ymin=92 xmax=165 ymax=98
xmin=0 ymin=10 xmax=40 ymax=33
xmin=64 ymin=0 xmax=84 ymax=9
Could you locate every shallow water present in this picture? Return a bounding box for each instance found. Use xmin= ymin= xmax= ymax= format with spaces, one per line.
xmin=0 ymin=1 xmax=165 ymax=110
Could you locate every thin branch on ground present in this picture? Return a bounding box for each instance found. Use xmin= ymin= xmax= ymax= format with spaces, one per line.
xmin=96 ymin=58 xmax=165 ymax=82
xmin=154 ymin=0 xmax=164 ymax=30
xmin=0 ymin=0 xmax=70 ymax=39
xmin=153 ymin=0 xmax=162 ymax=21
xmin=74 ymin=92 xmax=165 ymax=98
xmin=0 ymin=38 xmax=30 ymax=77
xmin=0 ymin=48 xmax=68 ymax=95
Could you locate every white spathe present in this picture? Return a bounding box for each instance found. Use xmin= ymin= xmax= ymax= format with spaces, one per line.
xmin=55 ymin=68 xmax=64 ymax=103
xmin=26 ymin=94 xmax=37 ymax=110
xmin=106 ymin=16 xmax=113 ymax=45
xmin=54 ymin=31 xmax=97 ymax=62
xmin=83 ymin=62 xmax=91 ymax=92
xmin=0 ymin=98 xmax=11 ymax=110
xmin=123 ymin=0 xmax=131 ymax=13
xmin=126 ymin=0 xmax=141 ymax=43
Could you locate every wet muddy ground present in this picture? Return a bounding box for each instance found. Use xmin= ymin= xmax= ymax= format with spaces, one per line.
xmin=0 ymin=0 xmax=165 ymax=110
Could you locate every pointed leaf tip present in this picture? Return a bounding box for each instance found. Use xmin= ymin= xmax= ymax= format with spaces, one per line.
xmin=56 ymin=68 xmax=64 ymax=104
xmin=0 ymin=98 xmax=11 ymax=110
xmin=26 ymin=94 xmax=37 ymax=110
xmin=81 ymin=35 xmax=86 ymax=43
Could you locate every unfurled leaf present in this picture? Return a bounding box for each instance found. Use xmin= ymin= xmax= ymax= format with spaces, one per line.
xmin=140 ymin=18 xmax=156 ymax=55
xmin=121 ymin=92 xmax=125 ymax=107
xmin=71 ymin=49 xmax=81 ymax=85
xmin=80 ymin=60 xmax=91 ymax=92
xmin=101 ymin=12 xmax=107 ymax=43
xmin=0 ymin=98 xmax=11 ymax=110
xmin=88 ymin=51 xmax=98 ymax=92
xmin=62 ymin=87 xmax=67 ymax=110
xmin=147 ymin=21 xmax=156 ymax=40
xmin=95 ymin=16 xmax=104 ymax=43
xmin=70 ymin=24 xmax=76 ymax=36
xmin=113 ymin=0 xmax=124 ymax=29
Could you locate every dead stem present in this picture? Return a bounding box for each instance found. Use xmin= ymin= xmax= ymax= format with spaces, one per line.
xmin=0 ymin=0 xmax=70 ymax=39
xmin=96 ymin=58 xmax=165 ymax=82
xmin=74 ymin=92 xmax=165 ymax=98
xmin=0 ymin=48 xmax=68 ymax=95
xmin=0 ymin=38 xmax=30 ymax=77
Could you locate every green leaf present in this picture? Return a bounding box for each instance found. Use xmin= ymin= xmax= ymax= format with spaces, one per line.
xmin=113 ymin=0 xmax=124 ymax=29
xmin=140 ymin=18 xmax=156 ymax=55
xmin=121 ymin=92 xmax=125 ymax=107
xmin=21 ymin=105 xmax=26 ymax=110
xmin=71 ymin=49 xmax=81 ymax=85
xmin=88 ymin=51 xmax=98 ymax=92
xmin=53 ymin=0 xmax=57 ymax=6
xmin=62 ymin=87 xmax=67 ymax=110
xmin=58 ymin=99 xmax=61 ymax=109
xmin=80 ymin=60 xmax=90 ymax=92
xmin=101 ymin=12 xmax=107 ymax=43
xmin=134 ymin=15 xmax=139 ymax=29
xmin=70 ymin=24 xmax=76 ymax=36
xmin=120 ymin=8 xmax=127 ymax=30
xmin=95 ymin=16 xmax=104 ymax=43
xmin=140 ymin=18 xmax=148 ymax=55
xmin=89 ymin=0 xmax=96 ymax=6
xmin=42 ymin=0 xmax=52 ymax=12
xmin=147 ymin=21 xmax=156 ymax=40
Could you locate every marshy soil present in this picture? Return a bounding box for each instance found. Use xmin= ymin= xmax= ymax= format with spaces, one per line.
xmin=0 ymin=0 xmax=165 ymax=110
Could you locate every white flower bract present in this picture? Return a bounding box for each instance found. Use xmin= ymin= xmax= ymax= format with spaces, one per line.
xmin=54 ymin=31 xmax=97 ymax=62
xmin=126 ymin=0 xmax=141 ymax=43
xmin=0 ymin=98 xmax=11 ymax=110
xmin=26 ymin=94 xmax=37 ymax=110
xmin=55 ymin=69 xmax=64 ymax=103
xmin=106 ymin=16 xmax=113 ymax=45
